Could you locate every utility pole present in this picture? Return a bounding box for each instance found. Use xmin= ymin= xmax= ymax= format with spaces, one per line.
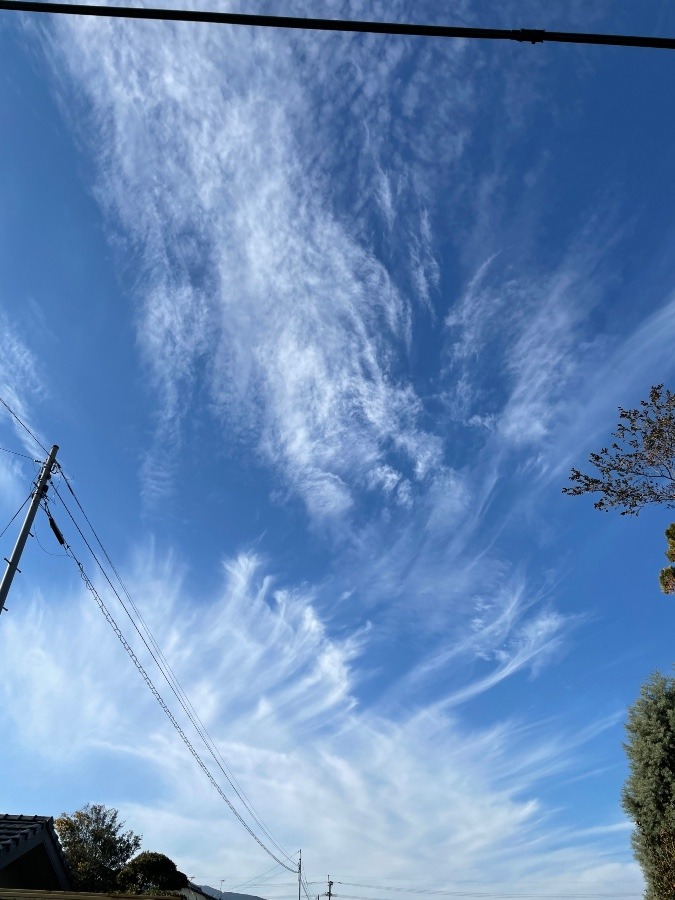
xmin=298 ymin=849 xmax=302 ymax=900
xmin=327 ymin=878 xmax=332 ymax=900
xmin=0 ymin=444 xmax=58 ymax=616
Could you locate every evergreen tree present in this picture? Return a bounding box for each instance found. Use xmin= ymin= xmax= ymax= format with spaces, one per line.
xmin=55 ymin=803 xmax=142 ymax=891
xmin=117 ymin=851 xmax=189 ymax=893
xmin=659 ymin=525 xmax=675 ymax=595
xmin=622 ymin=672 xmax=675 ymax=899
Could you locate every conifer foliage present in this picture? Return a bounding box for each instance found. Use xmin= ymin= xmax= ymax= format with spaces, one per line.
xmin=622 ymin=672 xmax=675 ymax=899
xmin=659 ymin=524 xmax=675 ymax=595
xmin=117 ymin=851 xmax=189 ymax=893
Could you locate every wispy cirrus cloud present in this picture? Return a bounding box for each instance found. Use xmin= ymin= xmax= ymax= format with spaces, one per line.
xmin=442 ymin=245 xmax=675 ymax=498
xmin=43 ymin=0 xmax=568 ymax=520
xmin=20 ymin=1 xmax=581 ymax=778
xmin=45 ymin=10 xmax=456 ymax=521
xmin=16 ymin=2 xmax=655 ymax=890
xmin=442 ymin=210 xmax=625 ymax=452
xmin=396 ymin=575 xmax=573 ymax=700
xmin=0 ymin=313 xmax=47 ymax=454
xmin=537 ymin=291 xmax=675 ymax=486
xmin=0 ymin=547 xmax=640 ymax=894
xmin=0 ymin=314 xmax=49 ymax=518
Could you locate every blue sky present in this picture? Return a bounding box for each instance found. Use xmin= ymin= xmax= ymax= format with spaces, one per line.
xmin=2 ymin=1 xmax=675 ymax=896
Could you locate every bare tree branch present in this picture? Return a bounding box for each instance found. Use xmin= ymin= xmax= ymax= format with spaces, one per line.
xmin=563 ymin=385 xmax=675 ymax=515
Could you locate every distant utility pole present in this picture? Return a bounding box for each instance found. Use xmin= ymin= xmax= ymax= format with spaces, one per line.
xmin=0 ymin=444 xmax=58 ymax=616
xmin=326 ymin=878 xmax=333 ymax=900
xmin=298 ymin=849 xmax=302 ymax=900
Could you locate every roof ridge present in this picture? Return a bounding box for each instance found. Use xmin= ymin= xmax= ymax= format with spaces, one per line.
xmin=0 ymin=814 xmax=53 ymax=822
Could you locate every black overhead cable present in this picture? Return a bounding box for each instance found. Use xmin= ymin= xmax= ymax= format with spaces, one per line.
xmin=0 ymin=395 xmax=49 ymax=456
xmin=0 ymin=494 xmax=31 ymax=542
xmin=53 ymin=467 xmax=295 ymax=866
xmin=333 ymin=881 xmax=642 ymax=900
xmin=301 ymin=866 xmax=313 ymax=897
xmin=54 ymin=528 xmax=292 ymax=868
xmin=231 ymin=861 xmax=291 ymax=890
xmin=335 ymin=881 xmax=644 ymax=895
xmin=0 ymin=445 xmax=40 ymax=462
xmin=48 ymin=507 xmax=296 ymax=871
xmin=47 ymin=487 xmax=296 ymax=872
xmin=0 ymin=1 xmax=674 ymax=52
xmin=33 ymin=512 xmax=69 ymax=558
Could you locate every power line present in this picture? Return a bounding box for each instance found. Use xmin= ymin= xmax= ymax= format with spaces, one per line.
xmin=55 ymin=519 xmax=294 ymax=870
xmin=231 ymin=862 xmax=293 ymax=890
xmin=51 ymin=469 xmax=296 ymax=868
xmin=33 ymin=528 xmax=66 ymax=557
xmin=196 ymin=869 xmax=297 ymax=888
xmin=0 ymin=395 xmax=49 ymax=455
xmin=0 ymin=493 xmax=31 ymax=541
xmin=32 ymin=512 xmax=69 ymax=558
xmin=57 ymin=471 xmax=283 ymax=834
xmin=335 ymin=881 xmax=643 ymax=894
xmin=333 ymin=881 xmax=642 ymax=900
xmin=46 ymin=497 xmax=295 ymax=872
xmin=339 ymin=884 xmax=584 ymax=895
xmin=0 ymin=445 xmax=40 ymax=462
xmin=0 ymin=447 xmax=298 ymax=877
xmin=300 ymin=866 xmax=314 ymax=900
xmin=328 ymin=879 xmax=630 ymax=885
xmin=0 ymin=2 xmax=674 ymax=52
xmin=189 ymin=875 xmax=300 ymax=887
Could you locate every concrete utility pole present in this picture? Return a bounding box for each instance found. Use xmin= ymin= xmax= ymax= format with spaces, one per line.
xmin=327 ymin=878 xmax=333 ymax=900
xmin=298 ymin=849 xmax=302 ymax=900
xmin=0 ymin=444 xmax=58 ymax=616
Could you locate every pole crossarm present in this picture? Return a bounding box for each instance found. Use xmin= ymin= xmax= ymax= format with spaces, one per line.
xmin=0 ymin=2 xmax=674 ymax=52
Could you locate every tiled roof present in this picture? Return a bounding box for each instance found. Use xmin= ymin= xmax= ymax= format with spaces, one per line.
xmin=0 ymin=817 xmax=53 ymax=860
xmin=0 ymin=815 xmax=72 ymax=889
